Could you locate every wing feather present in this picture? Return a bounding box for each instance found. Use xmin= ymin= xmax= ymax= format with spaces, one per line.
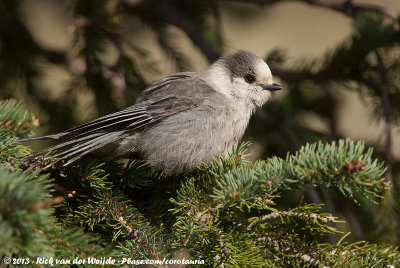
xmin=22 ymin=74 xmax=213 ymax=167
xmin=55 ymin=132 xmax=125 ymax=159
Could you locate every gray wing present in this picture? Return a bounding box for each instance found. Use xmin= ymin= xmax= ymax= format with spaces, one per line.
xmin=137 ymin=72 xmax=196 ymax=102
xmin=22 ymin=74 xmax=214 ymax=166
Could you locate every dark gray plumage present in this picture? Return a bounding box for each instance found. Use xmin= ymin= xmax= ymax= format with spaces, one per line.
xmin=20 ymin=50 xmax=282 ymax=173
xmin=222 ymin=50 xmax=259 ymax=78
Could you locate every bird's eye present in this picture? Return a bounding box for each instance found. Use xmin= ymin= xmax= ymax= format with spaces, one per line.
xmin=244 ymin=74 xmax=256 ymax=84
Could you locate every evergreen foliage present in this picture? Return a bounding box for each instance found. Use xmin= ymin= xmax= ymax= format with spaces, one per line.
xmin=1 ymin=0 xmax=400 ymax=266
xmin=1 ymin=100 xmax=399 ymax=266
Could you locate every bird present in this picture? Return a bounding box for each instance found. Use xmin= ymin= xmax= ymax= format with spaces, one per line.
xmin=20 ymin=50 xmax=283 ymax=173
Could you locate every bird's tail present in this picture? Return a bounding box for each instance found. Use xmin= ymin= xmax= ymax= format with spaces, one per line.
xmin=18 ymin=133 xmax=65 ymax=143
xmin=19 ymin=131 xmax=125 ymax=169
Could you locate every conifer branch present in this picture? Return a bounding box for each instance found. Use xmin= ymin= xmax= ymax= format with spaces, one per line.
xmin=1 ymin=99 xmax=399 ymax=266
xmin=212 ymin=139 xmax=387 ymax=204
xmin=0 ymin=100 xmax=38 ymax=138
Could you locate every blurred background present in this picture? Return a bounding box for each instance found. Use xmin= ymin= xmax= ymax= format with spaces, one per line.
xmin=1 ymin=0 xmax=399 ymax=245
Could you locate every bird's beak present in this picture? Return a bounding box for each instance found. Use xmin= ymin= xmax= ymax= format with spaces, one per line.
xmin=262 ymin=83 xmax=283 ymax=91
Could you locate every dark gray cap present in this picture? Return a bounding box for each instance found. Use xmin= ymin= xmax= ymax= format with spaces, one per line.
xmin=220 ymin=50 xmax=261 ymax=78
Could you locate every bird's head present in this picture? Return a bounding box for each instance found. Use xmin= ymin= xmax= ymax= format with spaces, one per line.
xmin=208 ymin=50 xmax=283 ymax=107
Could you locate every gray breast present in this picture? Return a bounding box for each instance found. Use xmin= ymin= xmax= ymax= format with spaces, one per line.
xmin=135 ymin=96 xmax=246 ymax=173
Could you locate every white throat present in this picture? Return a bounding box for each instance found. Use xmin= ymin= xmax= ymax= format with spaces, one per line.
xmin=202 ymin=63 xmax=235 ymax=100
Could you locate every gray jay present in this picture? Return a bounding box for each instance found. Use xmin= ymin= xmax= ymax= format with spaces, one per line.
xmin=21 ymin=50 xmax=283 ymax=173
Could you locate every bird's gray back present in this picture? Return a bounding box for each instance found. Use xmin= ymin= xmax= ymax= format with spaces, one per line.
xmin=138 ymin=72 xmax=214 ymax=102
xmin=118 ymin=73 xmax=250 ymax=173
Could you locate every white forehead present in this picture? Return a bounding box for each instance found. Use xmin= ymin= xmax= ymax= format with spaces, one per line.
xmin=255 ymin=60 xmax=273 ymax=84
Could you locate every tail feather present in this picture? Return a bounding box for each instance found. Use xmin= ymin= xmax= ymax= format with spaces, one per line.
xmin=25 ymin=132 xmax=104 ymax=160
xmin=63 ymin=132 xmax=125 ymax=166
xmin=24 ymin=131 xmax=125 ymax=168
xmin=41 ymin=133 xmax=121 ymax=170
xmin=18 ymin=133 xmax=66 ymax=143
xmin=17 ymin=101 xmax=157 ymax=168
